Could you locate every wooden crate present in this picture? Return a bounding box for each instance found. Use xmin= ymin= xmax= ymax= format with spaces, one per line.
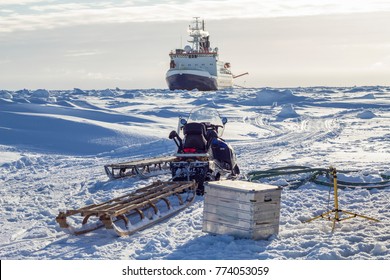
xmin=202 ymin=180 xmax=282 ymax=240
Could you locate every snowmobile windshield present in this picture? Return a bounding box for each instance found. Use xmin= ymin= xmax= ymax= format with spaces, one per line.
xmin=187 ymin=107 xmax=225 ymax=137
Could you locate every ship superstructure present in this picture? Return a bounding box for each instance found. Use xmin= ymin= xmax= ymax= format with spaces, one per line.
xmin=166 ymin=18 xmax=233 ymax=91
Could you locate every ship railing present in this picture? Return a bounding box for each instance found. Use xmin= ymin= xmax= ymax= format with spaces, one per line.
xmin=177 ymin=66 xmax=203 ymax=71
xmin=220 ymin=69 xmax=232 ymax=75
xmin=170 ymin=51 xmax=218 ymax=56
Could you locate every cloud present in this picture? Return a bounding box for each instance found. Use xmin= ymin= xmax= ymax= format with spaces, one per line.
xmin=85 ymin=71 xmax=125 ymax=81
xmin=1 ymin=0 xmax=390 ymax=33
xmin=64 ymin=50 xmax=103 ymax=57
xmin=0 ymin=9 xmax=14 ymax=13
xmin=370 ymin=55 xmax=390 ymax=70
xmin=0 ymin=0 xmax=49 ymax=4
xmin=42 ymin=66 xmax=126 ymax=81
xmin=0 ymin=59 xmax=10 ymax=65
xmin=29 ymin=3 xmax=91 ymax=12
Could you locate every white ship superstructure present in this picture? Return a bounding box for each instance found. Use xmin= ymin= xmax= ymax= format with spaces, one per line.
xmin=166 ymin=18 xmax=233 ymax=91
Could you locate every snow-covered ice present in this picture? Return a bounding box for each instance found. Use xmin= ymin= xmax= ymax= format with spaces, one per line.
xmin=0 ymin=86 xmax=389 ymax=260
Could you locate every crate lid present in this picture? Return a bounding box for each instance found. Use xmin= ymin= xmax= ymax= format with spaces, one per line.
xmin=205 ymin=180 xmax=280 ymax=192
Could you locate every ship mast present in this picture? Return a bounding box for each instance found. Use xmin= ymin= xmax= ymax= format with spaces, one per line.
xmin=188 ymin=17 xmax=209 ymax=53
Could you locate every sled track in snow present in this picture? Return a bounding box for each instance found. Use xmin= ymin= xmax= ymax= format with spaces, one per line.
xmin=231 ymin=113 xmax=344 ymax=162
xmin=238 ymin=114 xmax=342 ymax=147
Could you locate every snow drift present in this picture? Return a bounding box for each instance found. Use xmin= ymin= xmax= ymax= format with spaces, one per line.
xmin=276 ymin=104 xmax=300 ymax=119
xmin=357 ymin=110 xmax=377 ymax=119
xmin=255 ymin=88 xmax=306 ymax=106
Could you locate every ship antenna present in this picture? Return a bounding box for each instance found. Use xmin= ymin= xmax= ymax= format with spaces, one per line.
xmin=202 ymin=19 xmax=204 ymax=31
xmin=189 ymin=17 xmax=202 ymax=52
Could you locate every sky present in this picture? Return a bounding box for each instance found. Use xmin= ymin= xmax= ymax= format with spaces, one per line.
xmin=0 ymin=0 xmax=390 ymax=90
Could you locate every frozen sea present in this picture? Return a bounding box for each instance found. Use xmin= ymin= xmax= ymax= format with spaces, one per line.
xmin=0 ymin=86 xmax=389 ymax=260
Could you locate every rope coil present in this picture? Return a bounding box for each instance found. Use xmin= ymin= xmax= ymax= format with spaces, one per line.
xmin=247 ymin=166 xmax=390 ymax=190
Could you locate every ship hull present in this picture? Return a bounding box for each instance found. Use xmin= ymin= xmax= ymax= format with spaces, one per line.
xmin=166 ymin=70 xmax=232 ymax=91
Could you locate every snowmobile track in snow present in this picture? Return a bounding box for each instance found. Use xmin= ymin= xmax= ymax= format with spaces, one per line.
xmin=232 ymin=113 xmax=343 ymax=161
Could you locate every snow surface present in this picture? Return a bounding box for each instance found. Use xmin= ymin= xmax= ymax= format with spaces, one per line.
xmin=1 ymin=86 xmax=390 ymax=260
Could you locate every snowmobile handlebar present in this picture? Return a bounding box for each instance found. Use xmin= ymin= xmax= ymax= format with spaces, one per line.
xmin=169 ymin=130 xmax=183 ymax=152
xmin=207 ymin=124 xmax=223 ymax=129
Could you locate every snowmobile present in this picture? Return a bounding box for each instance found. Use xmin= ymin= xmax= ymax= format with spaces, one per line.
xmin=169 ymin=106 xmax=240 ymax=194
xmin=57 ymin=107 xmax=239 ymax=236
xmin=104 ymin=106 xmax=240 ymax=189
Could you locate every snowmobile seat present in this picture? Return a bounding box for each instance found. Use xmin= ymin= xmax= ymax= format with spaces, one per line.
xmin=183 ymin=122 xmax=207 ymax=153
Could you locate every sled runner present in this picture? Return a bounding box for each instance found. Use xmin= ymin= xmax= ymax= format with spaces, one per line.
xmin=104 ymin=156 xmax=176 ymax=179
xmin=56 ymin=181 xmax=197 ymax=236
